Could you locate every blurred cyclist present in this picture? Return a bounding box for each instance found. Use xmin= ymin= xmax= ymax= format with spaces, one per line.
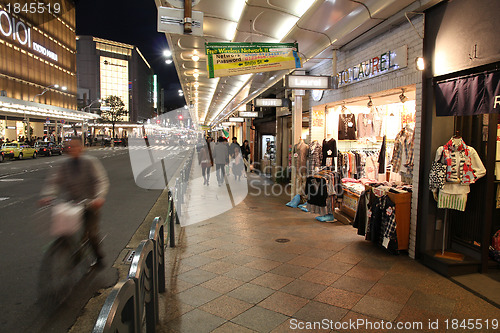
xmin=39 ymin=136 xmax=109 ymax=268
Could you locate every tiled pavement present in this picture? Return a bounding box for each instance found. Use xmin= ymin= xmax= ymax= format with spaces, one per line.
xmin=158 ymin=173 xmax=500 ymax=332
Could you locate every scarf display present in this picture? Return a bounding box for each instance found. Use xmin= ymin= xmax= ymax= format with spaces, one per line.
xmin=442 ymin=138 xmax=476 ymax=184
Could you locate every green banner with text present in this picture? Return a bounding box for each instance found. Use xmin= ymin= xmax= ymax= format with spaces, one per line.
xmin=205 ymin=42 xmax=301 ymax=78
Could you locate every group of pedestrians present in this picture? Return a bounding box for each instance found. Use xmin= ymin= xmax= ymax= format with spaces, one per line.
xmin=197 ymin=136 xmax=251 ymax=187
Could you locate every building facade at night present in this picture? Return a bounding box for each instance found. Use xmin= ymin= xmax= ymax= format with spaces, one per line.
xmin=0 ymin=0 xmax=96 ymax=141
xmin=76 ymin=35 xmax=155 ymax=124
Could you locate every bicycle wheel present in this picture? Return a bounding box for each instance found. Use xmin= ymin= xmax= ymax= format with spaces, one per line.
xmin=38 ymin=237 xmax=78 ymax=305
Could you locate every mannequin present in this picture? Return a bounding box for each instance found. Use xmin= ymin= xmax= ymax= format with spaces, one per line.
xmin=322 ymin=134 xmax=337 ymax=170
xmin=293 ymin=138 xmax=309 ymax=196
xmin=432 ymin=135 xmax=486 ymax=211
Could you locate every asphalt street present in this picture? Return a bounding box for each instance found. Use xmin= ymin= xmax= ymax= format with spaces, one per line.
xmin=0 ymin=145 xmax=189 ymax=332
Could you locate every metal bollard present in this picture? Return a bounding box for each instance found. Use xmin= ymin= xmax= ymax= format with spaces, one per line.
xmin=128 ymin=240 xmax=158 ymax=332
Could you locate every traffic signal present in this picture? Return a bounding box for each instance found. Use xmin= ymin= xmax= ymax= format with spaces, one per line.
xmin=178 ymin=115 xmax=183 ymax=120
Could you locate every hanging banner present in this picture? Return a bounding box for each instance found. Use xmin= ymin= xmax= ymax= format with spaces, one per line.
xmin=435 ymin=71 xmax=500 ymax=116
xmin=205 ymin=42 xmax=301 ymax=78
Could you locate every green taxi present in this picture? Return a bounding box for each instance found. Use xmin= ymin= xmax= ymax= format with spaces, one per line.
xmin=0 ymin=142 xmax=37 ymax=160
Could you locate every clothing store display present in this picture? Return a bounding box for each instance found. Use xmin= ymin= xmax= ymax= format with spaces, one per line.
xmin=305 ymin=177 xmax=328 ymax=207
xmin=391 ymin=127 xmax=414 ymax=175
xmin=372 ymin=107 xmax=384 ymax=138
xmin=293 ymin=140 xmax=309 ymax=174
xmin=432 ymin=137 xmax=486 ymax=211
xmin=286 ymin=194 xmax=301 ymax=208
xmin=338 ymin=113 xmax=357 ymax=140
xmin=378 ymin=135 xmax=387 ymax=174
xmin=321 ymin=138 xmax=337 ymax=169
xmin=308 ymin=140 xmax=323 ymax=174
xmin=365 ymin=194 xmax=397 ymax=249
xmin=357 ymin=112 xmax=375 ymax=139
xmin=353 ymin=188 xmax=376 ymax=236
xmin=429 ymin=151 xmax=446 ymax=191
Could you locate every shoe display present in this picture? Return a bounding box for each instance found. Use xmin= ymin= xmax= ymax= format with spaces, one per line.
xmin=315 ymin=214 xmax=335 ymax=222
xmin=286 ymin=194 xmax=301 ymax=208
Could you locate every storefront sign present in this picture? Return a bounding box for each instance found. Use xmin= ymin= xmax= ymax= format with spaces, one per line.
xmin=336 ymin=45 xmax=408 ymax=88
xmin=255 ymin=99 xmax=282 ymax=107
xmin=285 ymin=75 xmax=331 ymax=90
xmin=0 ymin=9 xmax=58 ymax=62
xmin=228 ymin=117 xmax=244 ymax=122
xmin=205 ymin=42 xmax=301 ymax=78
xmin=239 ymin=111 xmax=259 ymax=118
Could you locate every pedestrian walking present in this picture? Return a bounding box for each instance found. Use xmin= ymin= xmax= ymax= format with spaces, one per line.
xmin=213 ymin=136 xmax=229 ymax=187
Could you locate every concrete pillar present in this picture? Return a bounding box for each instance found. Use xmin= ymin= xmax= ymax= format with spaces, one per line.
xmin=290 ymin=88 xmax=305 ymax=198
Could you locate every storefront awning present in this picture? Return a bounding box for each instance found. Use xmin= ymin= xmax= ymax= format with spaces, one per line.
xmin=435 ymin=70 xmax=500 ymax=116
xmin=0 ymin=96 xmax=100 ymax=122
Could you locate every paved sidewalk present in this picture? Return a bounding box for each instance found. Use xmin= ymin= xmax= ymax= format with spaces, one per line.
xmin=158 ymin=173 xmax=500 ymax=333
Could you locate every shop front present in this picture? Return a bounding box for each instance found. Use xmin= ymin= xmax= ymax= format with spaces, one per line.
xmin=286 ymin=13 xmax=425 ymax=257
xmin=419 ymin=0 xmax=500 ymax=277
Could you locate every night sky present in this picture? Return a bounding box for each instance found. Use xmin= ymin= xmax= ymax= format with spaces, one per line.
xmin=74 ymin=0 xmax=185 ymax=110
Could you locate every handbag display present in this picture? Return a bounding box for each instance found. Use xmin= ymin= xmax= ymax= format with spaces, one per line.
xmin=429 ymin=151 xmax=446 ymax=191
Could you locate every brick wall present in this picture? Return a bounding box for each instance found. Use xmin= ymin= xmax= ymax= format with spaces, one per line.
xmin=308 ymin=17 xmax=424 ymax=258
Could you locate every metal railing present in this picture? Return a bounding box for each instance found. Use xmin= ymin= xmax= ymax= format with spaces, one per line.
xmin=92 ymin=150 xmax=195 ymax=332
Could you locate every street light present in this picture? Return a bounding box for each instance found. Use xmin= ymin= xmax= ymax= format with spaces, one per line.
xmin=32 ymin=84 xmax=67 ymax=102
xmin=163 ymin=49 xmax=173 ymax=65
xmin=83 ymin=98 xmax=102 ymax=113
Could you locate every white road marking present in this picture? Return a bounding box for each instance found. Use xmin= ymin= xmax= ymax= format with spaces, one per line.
xmin=0 ymin=179 xmax=23 ymax=182
xmin=0 ymin=197 xmax=8 ymax=201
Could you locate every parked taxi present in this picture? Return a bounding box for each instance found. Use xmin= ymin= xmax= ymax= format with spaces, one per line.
xmin=0 ymin=142 xmax=37 ymax=159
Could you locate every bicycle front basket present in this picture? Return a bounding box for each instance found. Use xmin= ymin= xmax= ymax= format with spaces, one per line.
xmin=50 ymin=202 xmax=83 ymax=236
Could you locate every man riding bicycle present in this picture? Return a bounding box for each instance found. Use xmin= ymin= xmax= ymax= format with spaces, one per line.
xmin=39 ymin=136 xmax=109 ymax=268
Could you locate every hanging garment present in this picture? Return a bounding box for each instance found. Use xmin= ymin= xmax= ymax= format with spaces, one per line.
xmin=391 ymin=127 xmax=414 ymax=174
xmin=321 ymin=138 xmax=337 ymax=169
xmin=366 ymin=195 xmax=396 ymax=249
xmin=357 ymin=112 xmax=375 ymax=139
xmin=378 ymin=135 xmax=387 ymax=174
xmin=372 ymin=107 xmax=384 ymax=138
xmin=305 ymin=177 xmax=328 ymax=207
xmin=338 ymin=114 xmax=357 ymax=140
xmin=353 ymin=188 xmax=376 ymax=236
xmin=308 ymin=141 xmax=323 ymax=174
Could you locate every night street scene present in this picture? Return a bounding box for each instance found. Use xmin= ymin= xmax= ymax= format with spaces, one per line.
xmin=0 ymin=0 xmax=499 ymax=332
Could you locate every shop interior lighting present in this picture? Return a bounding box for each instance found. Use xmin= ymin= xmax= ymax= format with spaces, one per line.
xmin=399 ymin=89 xmax=408 ymax=103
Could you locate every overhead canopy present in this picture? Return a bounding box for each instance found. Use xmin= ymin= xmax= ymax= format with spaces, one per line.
xmin=435 ymin=70 xmax=500 ymax=116
xmin=155 ymin=0 xmax=441 ymax=126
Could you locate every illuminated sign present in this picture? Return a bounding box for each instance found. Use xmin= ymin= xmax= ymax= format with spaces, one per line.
xmin=285 ymin=75 xmax=332 ymax=90
xmin=228 ymin=117 xmax=244 ymax=122
xmin=0 ymin=9 xmax=58 ymax=62
xmin=337 ymin=45 xmax=408 ymax=88
xmin=239 ymin=111 xmax=259 ymax=118
xmin=255 ymin=99 xmax=282 ymax=107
